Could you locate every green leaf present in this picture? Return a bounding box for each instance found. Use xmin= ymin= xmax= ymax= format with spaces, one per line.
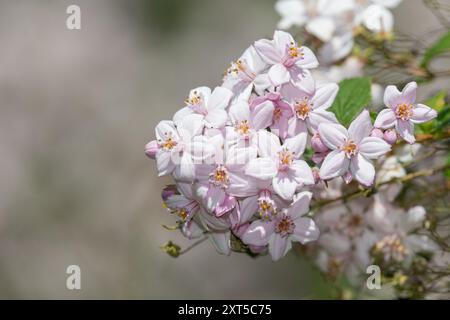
xmin=330 ymin=77 xmax=372 ymax=127
xmin=421 ymin=31 xmax=450 ymax=68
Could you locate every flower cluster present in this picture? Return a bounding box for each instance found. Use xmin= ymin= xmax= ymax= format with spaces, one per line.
xmin=145 ymin=30 xmax=437 ymax=261
xmin=275 ymin=0 xmax=403 ymax=62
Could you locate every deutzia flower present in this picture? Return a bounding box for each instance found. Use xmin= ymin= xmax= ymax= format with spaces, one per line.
xmin=254 ymin=30 xmax=319 ymax=86
xmin=242 ymin=191 xmax=319 ymax=261
xmin=245 ymin=131 xmax=314 ymax=200
xmin=374 ymin=82 xmax=437 ymax=144
xmin=319 ymin=110 xmax=391 ymax=186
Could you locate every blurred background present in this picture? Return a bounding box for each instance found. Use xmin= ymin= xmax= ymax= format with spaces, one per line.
xmin=0 ymin=0 xmax=444 ymax=299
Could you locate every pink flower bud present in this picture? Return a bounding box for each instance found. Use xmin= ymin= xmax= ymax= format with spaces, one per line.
xmin=145 ymin=140 xmax=159 ymax=159
xmin=161 ymin=185 xmax=178 ymax=202
xmin=383 ymin=129 xmax=398 ymax=145
xmin=311 ymin=133 xmax=328 ymax=153
xmin=370 ymin=128 xmax=384 ymax=139
xmin=312 ymin=151 xmax=328 ymax=164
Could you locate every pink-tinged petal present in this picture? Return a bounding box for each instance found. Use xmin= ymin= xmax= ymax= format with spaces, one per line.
xmin=374 ymin=108 xmax=396 ymax=129
xmin=182 ymin=220 xmax=204 ymax=240
xmin=155 ymin=120 xmax=178 ymax=141
xmin=348 ymin=109 xmax=372 ymax=143
xmin=173 ymin=106 xmax=194 ymax=124
xmin=358 ymin=137 xmax=391 ymax=159
xmin=401 ymin=81 xmax=417 ymax=105
xmin=312 ymin=151 xmax=327 ymax=164
xmin=145 ymin=140 xmax=158 ymax=159
xmin=269 ymin=233 xmax=292 ymax=261
xmin=229 ymin=100 xmax=250 ymax=122
xmin=239 ymin=195 xmax=259 ymax=223
xmin=296 ymin=46 xmax=319 ymax=69
xmin=209 ymin=231 xmax=231 ymax=255
xmin=279 ymin=80 xmax=312 ymax=103
xmin=383 ymin=129 xmax=398 ymax=145
xmin=268 ymin=63 xmax=290 ymax=86
xmin=227 ymin=170 xmax=260 ymax=197
xmin=307 ymin=109 xmax=338 ymax=131
xmin=257 ymin=130 xmax=281 ymax=157
xmin=207 ymin=86 xmax=233 ymax=110
xmin=204 ymin=108 xmax=228 ymax=129
xmin=342 ymin=171 xmax=353 ymax=184
xmin=291 ymin=217 xmax=319 ymax=244
xmin=271 ymin=114 xmax=290 ymax=140
xmin=245 ymin=158 xmax=278 ymax=180
xmin=251 ymin=101 xmax=275 ymax=130
xmin=311 ymin=133 xmax=329 ymax=153
xmin=410 ymin=104 xmax=437 ymax=124
xmin=253 ymin=74 xmax=272 ymax=95
xmin=176 ymin=182 xmax=194 ymax=199
xmin=173 ymin=152 xmax=195 ymax=182
xmin=241 ymin=220 xmax=276 ymax=246
xmin=311 ymin=83 xmax=339 ymax=110
xmin=177 ymin=113 xmax=204 ymax=139
xmin=273 ymin=171 xmax=297 ymax=200
xmin=288 ymin=191 xmax=312 ymax=219
xmin=395 ymin=119 xmax=415 ymax=144
xmin=254 ymin=39 xmax=281 ymax=64
xmin=318 ymin=123 xmax=348 ymax=149
xmin=205 ymin=185 xmax=226 ymax=213
xmin=283 ymin=132 xmax=307 ymax=157
xmin=350 ymin=154 xmax=375 ymax=186
xmin=383 ymin=85 xmax=402 ymax=109
xmin=287 ymin=117 xmax=307 ymax=137
xmin=156 ymin=149 xmax=175 ymax=176
xmin=198 ymin=209 xmax=230 ymax=231
xmin=290 ymin=160 xmax=315 ymax=187
xmin=215 ymin=195 xmax=236 ymax=217
xmin=370 ymin=128 xmax=384 ymax=139
xmin=319 ymin=150 xmax=349 ymax=180
xmin=274 ymin=30 xmax=294 ymax=53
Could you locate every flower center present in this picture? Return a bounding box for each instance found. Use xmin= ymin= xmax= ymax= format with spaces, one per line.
xmin=177 ymin=208 xmax=188 ymax=221
xmin=224 ymin=59 xmax=254 ymax=80
xmin=288 ymin=41 xmax=303 ymax=59
xmin=273 ymin=107 xmax=283 ymax=121
xmin=294 ymin=98 xmax=311 ymax=120
xmin=341 ymin=140 xmax=357 ymax=158
xmin=373 ymin=234 xmax=408 ymax=262
xmin=395 ymin=103 xmax=413 ymax=121
xmin=278 ymin=148 xmax=294 ymax=167
xmin=185 ymin=90 xmax=202 ymax=106
xmin=275 ymin=216 xmax=295 ymax=237
xmin=235 ymin=120 xmax=251 ymax=136
xmin=159 ymin=133 xmax=177 ymax=150
xmin=209 ymin=165 xmax=229 ymax=188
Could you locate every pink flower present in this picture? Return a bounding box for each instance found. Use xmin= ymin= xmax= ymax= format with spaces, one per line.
xmin=245 ymin=131 xmax=314 ymax=200
xmin=222 ymin=45 xmax=270 ymax=96
xmin=254 ymin=30 xmax=319 ymax=86
xmin=281 ymin=80 xmax=339 ymax=136
xmin=241 ymin=191 xmax=319 ymax=261
xmin=250 ymin=92 xmax=294 ymax=140
xmin=173 ymin=86 xmax=233 ymax=130
xmin=374 ymin=82 xmax=437 ymax=144
xmin=318 ymin=110 xmax=391 ymax=186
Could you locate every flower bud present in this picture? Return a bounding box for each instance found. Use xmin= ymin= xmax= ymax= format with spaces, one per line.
xmin=370 ymin=128 xmax=384 ymax=139
xmin=145 ymin=140 xmax=159 ymax=159
xmin=311 ymin=133 xmax=328 ymax=153
xmin=383 ymin=129 xmax=397 ymax=145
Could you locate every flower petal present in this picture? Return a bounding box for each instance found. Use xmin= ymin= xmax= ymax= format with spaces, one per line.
xmin=348 ymin=109 xmax=372 ymax=143
xmin=318 ymin=123 xmax=348 ymax=149
xmin=239 ymin=195 xmax=259 ymax=223
xmin=229 ymin=100 xmax=250 ymax=122
xmin=208 ymin=86 xmax=233 ymax=110
xmin=290 ymin=160 xmax=315 ymax=187
xmin=383 ymin=85 xmax=402 ymax=109
xmin=268 ymin=63 xmax=291 ymax=86
xmin=288 ymin=191 xmax=312 ymax=219
xmin=308 ymin=109 xmax=338 ymax=132
xmin=273 ymin=171 xmax=297 ymax=200
xmin=258 ymin=130 xmax=281 ymax=157
xmin=291 ymin=217 xmax=320 ymax=244
xmin=311 ymin=82 xmax=339 ymax=110
xmin=245 ymin=157 xmax=278 ymax=180
xmin=209 ymin=231 xmax=231 ymax=255
xmin=358 ymin=137 xmax=391 ymax=159
xmin=241 ymin=220 xmax=275 ymax=246
xmin=269 ymin=233 xmax=291 ymax=261
xmin=395 ymin=119 xmax=415 ymax=144
xmin=319 ymin=150 xmax=349 ymax=180
xmin=350 ymin=154 xmax=375 ymax=186
xmin=401 ymin=81 xmax=417 ymax=105
xmin=374 ymin=108 xmax=396 ymax=129
xmin=251 ymin=100 xmax=275 ymax=130
xmin=254 ymin=39 xmax=281 ymax=64
xmin=410 ymin=104 xmax=437 ymax=124
xmin=283 ymin=132 xmax=307 ymax=157
xmin=296 ymin=46 xmax=319 ymax=69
